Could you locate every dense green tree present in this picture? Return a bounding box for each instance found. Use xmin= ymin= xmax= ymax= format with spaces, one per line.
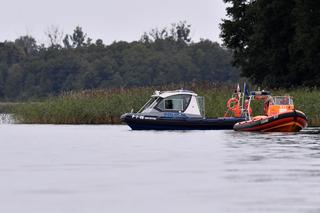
xmin=0 ymin=24 xmax=239 ymax=101
xmin=15 ymin=36 xmax=38 ymax=56
xmin=220 ymin=0 xmax=253 ymax=67
xmin=4 ymin=64 xmax=24 ymax=99
xmin=290 ymin=0 xmax=320 ymax=86
xmin=221 ymin=0 xmax=320 ymax=87
xmin=174 ymin=21 xmax=192 ymax=43
xmin=0 ymin=63 xmax=8 ymax=98
xmin=70 ymin=26 xmax=87 ymax=48
xmin=0 ymin=41 xmax=25 ymax=64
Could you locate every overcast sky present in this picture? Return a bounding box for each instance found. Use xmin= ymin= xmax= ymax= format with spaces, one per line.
xmin=0 ymin=0 xmax=227 ymax=45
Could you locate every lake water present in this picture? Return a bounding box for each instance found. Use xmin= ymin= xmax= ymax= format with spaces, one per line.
xmin=0 ymin=124 xmax=320 ymax=213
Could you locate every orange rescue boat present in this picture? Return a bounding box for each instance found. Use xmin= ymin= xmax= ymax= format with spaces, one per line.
xmin=233 ymin=91 xmax=308 ymax=132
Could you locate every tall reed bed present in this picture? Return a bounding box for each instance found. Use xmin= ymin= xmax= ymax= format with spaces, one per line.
xmin=0 ymin=103 xmax=18 ymax=113
xmin=13 ymin=88 xmax=152 ymax=124
xmin=12 ymin=86 xmax=320 ymax=126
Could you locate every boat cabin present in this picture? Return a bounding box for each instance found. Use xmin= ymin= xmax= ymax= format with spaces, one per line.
xmin=138 ymin=90 xmax=205 ymax=117
xmin=266 ymin=96 xmax=294 ymax=116
xmin=247 ymin=91 xmax=295 ymax=118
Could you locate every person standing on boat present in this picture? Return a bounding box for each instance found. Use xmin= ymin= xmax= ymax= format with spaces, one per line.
xmin=264 ymin=96 xmax=274 ymax=115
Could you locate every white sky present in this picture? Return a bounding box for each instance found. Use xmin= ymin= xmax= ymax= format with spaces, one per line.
xmin=0 ymin=0 xmax=227 ymax=45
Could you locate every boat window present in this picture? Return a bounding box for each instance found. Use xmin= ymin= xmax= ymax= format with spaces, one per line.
xmin=156 ymin=95 xmax=191 ymax=111
xmin=138 ymin=97 xmax=158 ymax=113
xmin=196 ymin=96 xmax=205 ymax=117
xmin=273 ymin=96 xmax=293 ymax=105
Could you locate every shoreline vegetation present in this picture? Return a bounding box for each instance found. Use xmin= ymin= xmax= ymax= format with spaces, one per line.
xmin=5 ymin=85 xmax=320 ymax=126
xmin=0 ymin=23 xmax=239 ymax=101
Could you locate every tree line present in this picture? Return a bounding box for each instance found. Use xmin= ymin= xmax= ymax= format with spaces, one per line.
xmin=221 ymin=0 xmax=320 ymax=88
xmin=0 ymin=22 xmax=239 ymax=101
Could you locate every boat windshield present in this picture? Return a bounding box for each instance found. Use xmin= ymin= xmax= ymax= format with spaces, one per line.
xmin=138 ymin=97 xmax=159 ymax=113
xmin=273 ymin=96 xmax=293 ymax=105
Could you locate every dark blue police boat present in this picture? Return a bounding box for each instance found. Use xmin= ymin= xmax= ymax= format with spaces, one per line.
xmin=120 ymin=89 xmax=245 ymax=130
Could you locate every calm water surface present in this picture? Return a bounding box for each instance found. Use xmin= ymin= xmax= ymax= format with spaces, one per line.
xmin=0 ymin=125 xmax=320 ymax=213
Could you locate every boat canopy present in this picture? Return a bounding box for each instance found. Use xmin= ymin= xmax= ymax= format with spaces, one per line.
xmin=138 ymin=89 xmax=204 ymax=117
xmin=151 ymin=89 xmax=197 ymax=98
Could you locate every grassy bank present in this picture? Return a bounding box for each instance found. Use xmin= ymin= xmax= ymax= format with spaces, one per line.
xmin=0 ymin=102 xmax=19 ymax=113
xmin=12 ymin=86 xmax=320 ymax=126
xmin=13 ymin=88 xmax=152 ymax=124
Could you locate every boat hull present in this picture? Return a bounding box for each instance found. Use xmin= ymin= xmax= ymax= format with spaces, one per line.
xmin=233 ymin=110 xmax=308 ymax=132
xmin=121 ymin=113 xmax=245 ymax=130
